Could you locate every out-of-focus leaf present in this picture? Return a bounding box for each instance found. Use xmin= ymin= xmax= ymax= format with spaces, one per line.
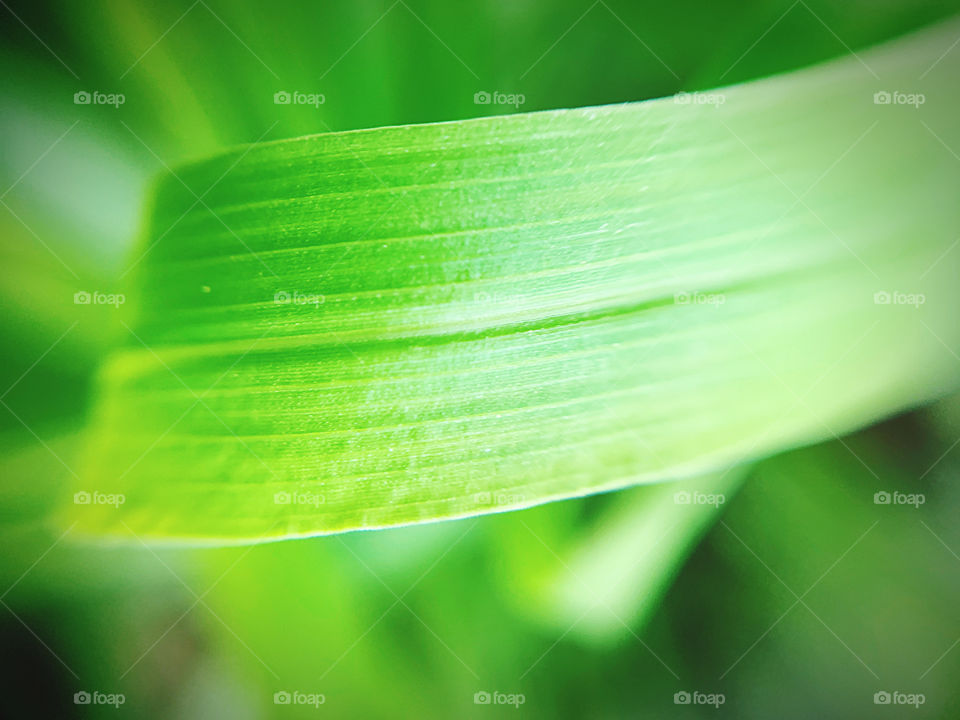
xmin=67 ymin=19 xmax=960 ymax=543
xmin=539 ymin=469 xmax=748 ymax=644
xmin=0 ymin=58 xmax=148 ymax=430
xmin=674 ymin=428 xmax=960 ymax=718
xmin=72 ymin=0 xmax=960 ymax=154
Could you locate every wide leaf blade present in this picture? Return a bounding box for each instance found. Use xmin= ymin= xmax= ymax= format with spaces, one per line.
xmin=67 ymin=19 xmax=960 ymax=543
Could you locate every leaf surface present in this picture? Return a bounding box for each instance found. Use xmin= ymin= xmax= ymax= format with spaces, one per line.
xmin=68 ymin=19 xmax=960 ymax=543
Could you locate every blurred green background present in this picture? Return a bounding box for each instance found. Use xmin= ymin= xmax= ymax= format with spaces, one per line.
xmin=2 ymin=0 xmax=960 ymax=717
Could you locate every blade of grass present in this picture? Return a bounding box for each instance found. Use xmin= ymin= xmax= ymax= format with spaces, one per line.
xmin=67 ymin=18 xmax=960 ymax=544
xmin=540 ymin=469 xmax=749 ymax=644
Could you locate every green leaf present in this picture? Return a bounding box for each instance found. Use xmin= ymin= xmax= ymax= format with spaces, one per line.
xmin=540 ymin=469 xmax=749 ymax=644
xmin=67 ymin=18 xmax=960 ymax=543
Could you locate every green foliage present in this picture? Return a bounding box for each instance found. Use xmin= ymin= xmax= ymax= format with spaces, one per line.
xmin=2 ymin=1 xmax=960 ymax=717
xmin=67 ymin=20 xmax=960 ymax=541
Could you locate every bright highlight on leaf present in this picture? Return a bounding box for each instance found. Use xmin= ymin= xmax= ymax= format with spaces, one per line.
xmin=68 ymin=19 xmax=960 ymax=544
